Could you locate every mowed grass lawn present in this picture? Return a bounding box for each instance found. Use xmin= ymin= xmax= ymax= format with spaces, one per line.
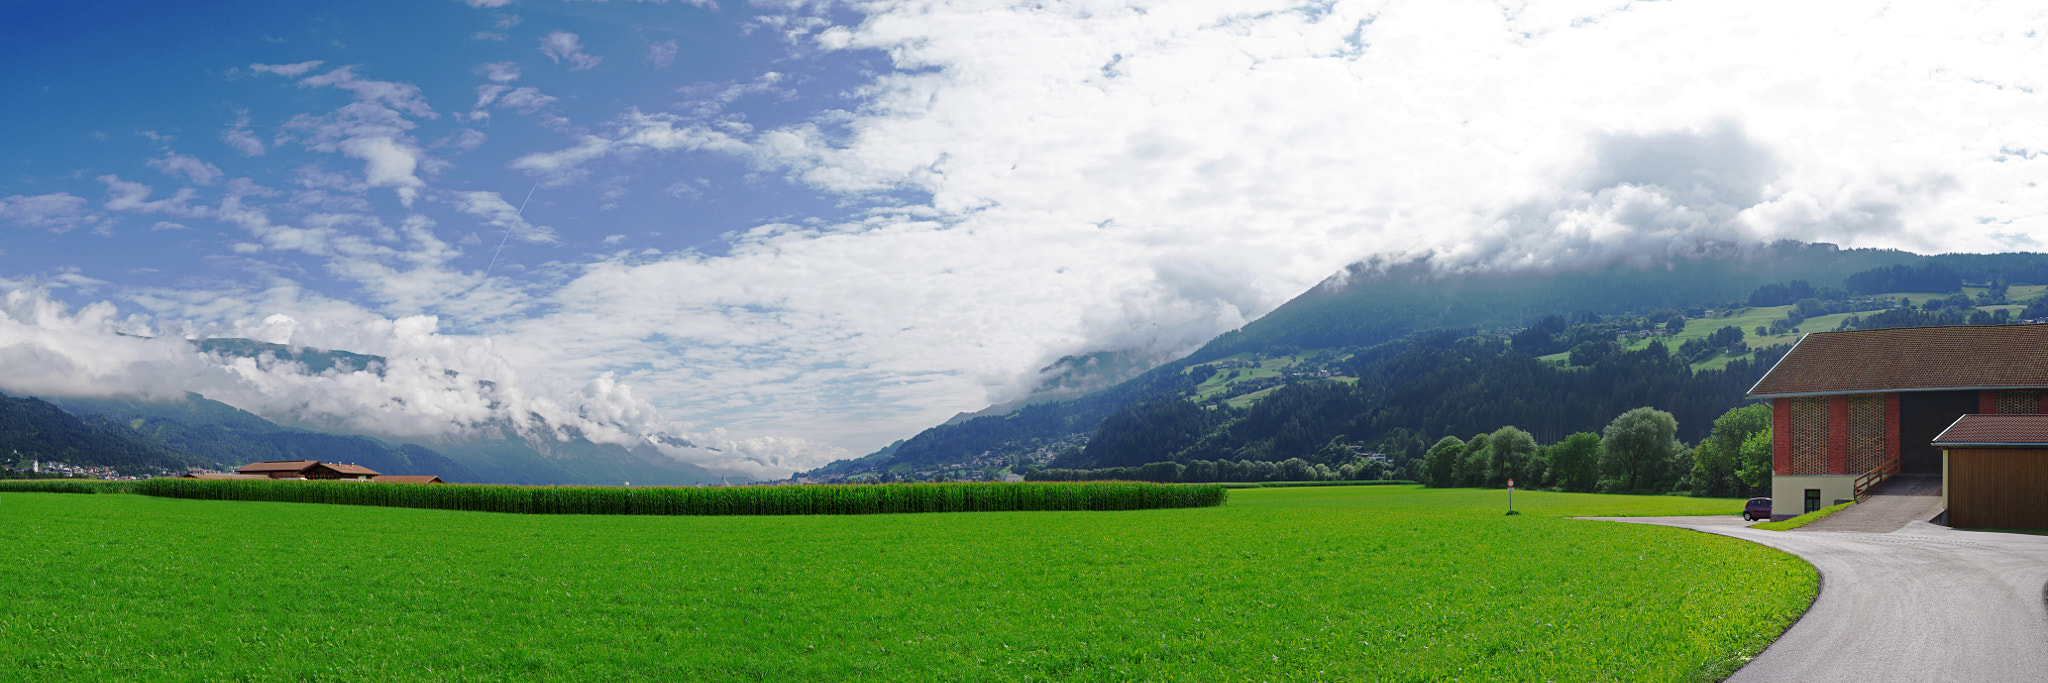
xmin=0 ymin=486 xmax=1812 ymax=681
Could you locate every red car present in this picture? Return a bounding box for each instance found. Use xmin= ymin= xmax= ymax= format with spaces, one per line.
xmin=1742 ymin=497 xmax=1772 ymax=522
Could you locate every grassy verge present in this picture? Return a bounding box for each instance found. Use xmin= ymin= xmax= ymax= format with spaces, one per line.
xmin=1751 ymin=500 xmax=1854 ymax=531
xmin=0 ymin=485 xmax=1811 ymax=681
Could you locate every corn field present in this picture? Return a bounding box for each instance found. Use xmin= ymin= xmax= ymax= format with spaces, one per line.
xmin=129 ymin=479 xmax=1227 ymax=515
xmin=0 ymin=479 xmax=139 ymax=494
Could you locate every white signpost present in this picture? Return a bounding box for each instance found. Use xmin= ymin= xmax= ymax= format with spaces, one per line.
xmin=1507 ymin=478 xmax=1516 ymax=515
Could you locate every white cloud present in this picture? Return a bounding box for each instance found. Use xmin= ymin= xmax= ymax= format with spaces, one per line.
xmin=0 ymin=287 xmax=694 ymax=459
xmin=223 ymin=118 xmax=267 ymax=156
xmin=477 ymin=61 xmax=521 ymax=83
xmin=99 ymin=175 xmax=208 ymax=217
xmin=473 ymin=31 xmax=509 ymax=41
xmin=597 ymin=175 xmax=628 ymax=210
xmin=151 ymin=221 xmax=191 ymax=231
xmin=540 ymin=30 xmax=603 ymax=71
xmin=339 ymin=137 xmax=427 ymax=205
xmin=452 ymin=190 xmax=557 ymax=244
xmin=434 ymin=128 xmax=488 ymax=152
xmin=568 ymin=0 xmax=718 ymax=6
xmin=647 ymin=39 xmax=678 ymax=68
xmin=275 ymin=68 xmax=438 ymax=205
xmin=459 ymin=0 xmax=512 ymax=8
xmin=250 ymin=60 xmax=325 ymax=77
xmin=0 ymin=193 xmax=101 ymax=233
xmin=147 ymin=153 xmax=225 ymax=186
xmin=511 ymin=109 xmax=748 ymax=181
xmin=495 ymin=86 xmax=559 ymax=113
xmin=300 ymin=66 xmax=436 ymax=119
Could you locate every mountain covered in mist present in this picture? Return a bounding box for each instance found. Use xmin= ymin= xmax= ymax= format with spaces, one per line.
xmin=13 ymin=337 xmax=743 ymax=486
xmin=23 ymin=389 xmax=737 ymax=486
xmin=802 ymin=242 xmax=2048 ymax=481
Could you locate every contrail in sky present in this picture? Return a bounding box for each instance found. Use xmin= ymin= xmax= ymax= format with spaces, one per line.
xmin=484 ymin=182 xmax=539 ymax=279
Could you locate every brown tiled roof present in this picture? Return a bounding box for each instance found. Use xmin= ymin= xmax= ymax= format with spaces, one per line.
xmin=373 ymin=475 xmax=445 ymax=484
xmin=322 ymin=463 xmax=381 ymax=476
xmin=1748 ymin=324 xmax=2048 ymax=397
xmin=181 ymin=473 xmax=270 ymax=480
xmin=1933 ymin=414 xmax=2048 ymax=446
xmin=236 ymin=460 xmax=321 ymax=473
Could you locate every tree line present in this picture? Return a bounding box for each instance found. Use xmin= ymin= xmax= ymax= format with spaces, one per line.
xmin=1023 ymin=402 xmax=1773 ymax=498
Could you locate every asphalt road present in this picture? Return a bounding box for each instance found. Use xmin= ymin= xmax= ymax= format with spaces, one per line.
xmin=1591 ymin=516 xmax=2048 ymax=681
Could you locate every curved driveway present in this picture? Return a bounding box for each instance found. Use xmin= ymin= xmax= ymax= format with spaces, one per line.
xmin=1592 ymin=516 xmax=2048 ymax=680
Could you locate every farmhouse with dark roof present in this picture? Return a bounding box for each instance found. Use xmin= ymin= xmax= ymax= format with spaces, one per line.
xmin=235 ymin=460 xmax=382 ymax=481
xmin=1747 ymin=324 xmax=2048 ymax=524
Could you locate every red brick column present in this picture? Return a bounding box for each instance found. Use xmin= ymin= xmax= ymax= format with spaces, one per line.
xmin=1885 ymin=392 xmax=1901 ymax=466
xmin=1828 ymin=395 xmax=1849 ymax=474
xmin=1981 ymin=391 xmax=1999 ymax=415
xmin=1773 ymin=398 xmax=1791 ymax=476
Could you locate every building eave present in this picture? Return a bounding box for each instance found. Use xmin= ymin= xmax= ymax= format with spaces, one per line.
xmin=1748 ymin=385 xmax=2048 ymax=400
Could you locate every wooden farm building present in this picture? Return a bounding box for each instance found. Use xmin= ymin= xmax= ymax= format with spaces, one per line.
xmin=1748 ymin=324 xmax=2048 ymax=525
xmin=1933 ymin=415 xmax=2048 ymax=529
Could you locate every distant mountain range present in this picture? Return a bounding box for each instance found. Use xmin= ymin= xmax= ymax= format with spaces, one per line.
xmin=4 ymin=388 xmax=736 ymax=486
xmin=4 ymin=338 xmax=740 ymax=485
xmin=801 ymin=241 xmax=2048 ymax=481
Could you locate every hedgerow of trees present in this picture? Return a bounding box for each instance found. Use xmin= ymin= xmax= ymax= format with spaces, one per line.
xmin=1037 ymin=403 xmax=1777 ymax=497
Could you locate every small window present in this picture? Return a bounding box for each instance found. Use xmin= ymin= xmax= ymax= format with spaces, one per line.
xmin=1804 ymin=489 xmax=1821 ymax=514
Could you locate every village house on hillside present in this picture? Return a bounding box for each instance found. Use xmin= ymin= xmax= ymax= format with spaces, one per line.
xmin=189 ymin=461 xmax=447 ymax=484
xmin=1747 ymin=324 xmax=2048 ymax=527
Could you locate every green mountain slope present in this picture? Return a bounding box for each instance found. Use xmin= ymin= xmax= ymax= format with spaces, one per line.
xmin=805 ymin=243 xmax=2048 ymax=481
xmin=0 ymin=392 xmax=214 ymax=475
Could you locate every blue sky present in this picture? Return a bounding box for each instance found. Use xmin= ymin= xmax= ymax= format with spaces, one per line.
xmin=4 ymin=0 xmax=881 ymax=278
xmin=2 ymin=0 xmax=2045 ymax=477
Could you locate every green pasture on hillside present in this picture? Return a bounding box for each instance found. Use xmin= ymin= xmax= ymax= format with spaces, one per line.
xmin=0 ymin=486 xmax=1813 ymax=681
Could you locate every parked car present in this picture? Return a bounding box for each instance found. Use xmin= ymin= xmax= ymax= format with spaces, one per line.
xmin=1742 ymin=497 xmax=1772 ymax=522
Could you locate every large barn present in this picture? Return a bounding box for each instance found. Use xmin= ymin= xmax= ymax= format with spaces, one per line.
xmin=1746 ymin=324 xmax=2048 ymax=523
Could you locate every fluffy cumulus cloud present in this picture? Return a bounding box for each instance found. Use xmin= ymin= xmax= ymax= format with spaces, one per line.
xmin=7 ymin=0 xmax=2048 ymax=478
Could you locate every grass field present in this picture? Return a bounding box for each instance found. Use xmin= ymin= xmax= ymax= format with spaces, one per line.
xmin=0 ymin=486 xmax=1813 ymax=681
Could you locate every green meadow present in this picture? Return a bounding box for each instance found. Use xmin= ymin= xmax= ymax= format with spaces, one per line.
xmin=0 ymin=486 xmax=1812 ymax=681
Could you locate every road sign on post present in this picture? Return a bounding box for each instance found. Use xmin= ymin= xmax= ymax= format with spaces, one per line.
xmin=1507 ymin=479 xmax=1516 ymax=516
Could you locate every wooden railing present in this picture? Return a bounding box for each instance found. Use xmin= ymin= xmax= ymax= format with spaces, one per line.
xmin=1853 ymin=457 xmax=1899 ymax=502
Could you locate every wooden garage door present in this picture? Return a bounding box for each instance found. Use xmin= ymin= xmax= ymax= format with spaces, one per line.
xmin=1948 ymin=448 xmax=2048 ymax=530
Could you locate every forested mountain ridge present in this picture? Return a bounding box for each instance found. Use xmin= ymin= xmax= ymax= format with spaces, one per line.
xmin=0 ymin=391 xmax=214 ymax=475
xmin=801 ymin=243 xmax=2048 ymax=482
